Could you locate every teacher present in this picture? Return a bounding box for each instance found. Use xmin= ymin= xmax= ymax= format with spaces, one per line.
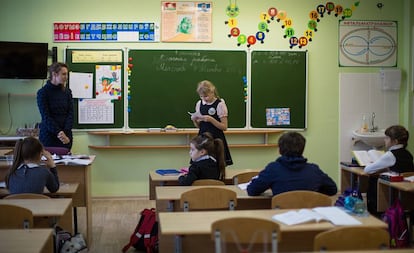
xmin=37 ymin=62 xmax=73 ymax=151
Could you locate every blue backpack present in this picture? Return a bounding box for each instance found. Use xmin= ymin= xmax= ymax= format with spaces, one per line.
xmin=381 ymin=199 xmax=410 ymax=248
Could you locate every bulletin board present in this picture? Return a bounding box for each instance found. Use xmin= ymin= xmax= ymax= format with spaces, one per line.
xmin=250 ymin=51 xmax=308 ymax=129
xmin=65 ymin=48 xmax=125 ymax=129
xmin=127 ymin=50 xmax=247 ymax=128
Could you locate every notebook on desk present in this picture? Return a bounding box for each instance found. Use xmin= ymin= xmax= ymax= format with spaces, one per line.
xmin=155 ymin=169 xmax=181 ymax=176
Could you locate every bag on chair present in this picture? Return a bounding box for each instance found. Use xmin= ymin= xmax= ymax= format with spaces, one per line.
xmin=122 ymin=208 xmax=159 ymax=253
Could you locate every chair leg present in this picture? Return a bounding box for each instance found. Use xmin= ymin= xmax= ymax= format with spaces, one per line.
xmin=214 ymin=230 xmax=221 ymax=253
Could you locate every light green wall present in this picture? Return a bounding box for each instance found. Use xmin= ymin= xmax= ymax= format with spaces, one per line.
xmin=0 ymin=0 xmax=412 ymax=197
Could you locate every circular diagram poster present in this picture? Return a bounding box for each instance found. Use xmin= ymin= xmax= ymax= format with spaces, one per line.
xmin=339 ymin=20 xmax=397 ymax=67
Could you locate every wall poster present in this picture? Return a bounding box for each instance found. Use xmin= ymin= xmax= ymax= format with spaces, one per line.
xmin=161 ymin=1 xmax=212 ymax=42
xmin=339 ymin=20 xmax=397 ymax=67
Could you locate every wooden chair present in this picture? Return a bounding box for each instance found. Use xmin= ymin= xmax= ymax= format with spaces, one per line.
xmin=313 ymin=226 xmax=389 ymax=251
xmin=4 ymin=193 xmax=50 ymax=199
xmin=271 ymin=190 xmax=332 ymax=209
xmin=192 ymin=179 xmax=225 ymax=186
xmin=180 ymin=187 xmax=237 ymax=211
xmin=0 ymin=204 xmax=33 ymax=229
xmin=211 ymin=217 xmax=281 ymax=253
xmin=232 ymin=171 xmax=259 ymax=185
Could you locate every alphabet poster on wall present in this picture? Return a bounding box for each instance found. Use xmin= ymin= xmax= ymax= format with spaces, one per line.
xmin=161 ymin=1 xmax=212 ymax=42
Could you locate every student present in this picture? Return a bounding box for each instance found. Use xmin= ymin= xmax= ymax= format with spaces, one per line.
xmin=247 ymin=131 xmax=338 ymax=196
xmin=37 ymin=62 xmax=73 ymax=152
xmin=6 ymin=137 xmax=60 ymax=194
xmin=178 ymin=132 xmax=226 ymax=186
xmin=191 ymin=80 xmax=233 ymax=166
xmin=364 ymin=125 xmax=414 ymax=216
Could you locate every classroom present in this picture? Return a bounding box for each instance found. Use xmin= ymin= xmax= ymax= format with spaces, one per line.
xmin=0 ymin=0 xmax=414 ymax=252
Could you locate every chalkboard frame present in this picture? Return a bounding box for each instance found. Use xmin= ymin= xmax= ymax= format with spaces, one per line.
xmin=250 ymin=50 xmax=308 ymax=129
xmin=127 ymin=49 xmax=248 ymax=129
xmin=65 ymin=48 xmax=125 ymax=130
xmin=66 ymin=49 xmax=308 ymax=130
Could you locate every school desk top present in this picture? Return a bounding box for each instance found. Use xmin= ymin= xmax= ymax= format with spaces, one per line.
xmin=0 ymin=228 xmax=54 ymax=253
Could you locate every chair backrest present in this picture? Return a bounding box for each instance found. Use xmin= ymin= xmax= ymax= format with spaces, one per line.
xmin=271 ymin=190 xmax=332 ymax=209
xmin=232 ymin=171 xmax=259 ymax=185
xmin=180 ymin=187 xmax=237 ymax=211
xmin=192 ymin=179 xmax=225 ymax=186
xmin=313 ymin=226 xmax=390 ymax=251
xmin=211 ymin=217 xmax=281 ymax=253
xmin=0 ymin=204 xmax=34 ymax=229
xmin=4 ymin=193 xmax=50 ymax=199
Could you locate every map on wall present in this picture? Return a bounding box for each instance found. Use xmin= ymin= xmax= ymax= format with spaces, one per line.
xmin=339 ymin=20 xmax=397 ymax=67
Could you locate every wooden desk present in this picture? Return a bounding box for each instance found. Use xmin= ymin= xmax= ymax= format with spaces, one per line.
xmin=149 ymin=168 xmax=261 ymax=200
xmin=340 ymin=165 xmax=369 ymax=192
xmin=155 ymin=185 xmax=271 ymax=211
xmin=0 ymin=228 xmax=54 ymax=253
xmin=0 ymin=183 xmax=79 ymax=198
xmin=0 ymin=156 xmax=94 ymax=246
xmin=0 ymin=198 xmax=73 ymax=233
xmin=377 ymin=179 xmax=414 ymax=212
xmin=158 ymin=209 xmax=387 ymax=253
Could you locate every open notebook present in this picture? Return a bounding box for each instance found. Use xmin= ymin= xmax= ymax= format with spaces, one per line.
xmin=272 ymin=206 xmax=362 ymax=226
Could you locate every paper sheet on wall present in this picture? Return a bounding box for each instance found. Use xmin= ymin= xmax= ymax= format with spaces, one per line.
xmin=69 ymin=72 xmax=93 ymax=98
xmin=95 ymin=65 xmax=122 ymax=100
xmin=78 ymin=99 xmax=114 ymax=124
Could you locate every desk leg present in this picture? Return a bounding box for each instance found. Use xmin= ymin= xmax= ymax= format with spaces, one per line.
xmin=73 ymin=207 xmax=78 ymax=234
xmin=175 ymin=235 xmax=182 ymax=253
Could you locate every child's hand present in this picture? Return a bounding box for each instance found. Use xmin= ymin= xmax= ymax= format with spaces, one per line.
xmin=42 ymin=150 xmax=56 ymax=168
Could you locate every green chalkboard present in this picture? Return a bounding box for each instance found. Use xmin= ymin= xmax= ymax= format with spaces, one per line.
xmin=251 ymin=51 xmax=307 ymax=129
xmin=65 ymin=49 xmax=125 ymax=129
xmin=128 ymin=50 xmax=247 ymax=128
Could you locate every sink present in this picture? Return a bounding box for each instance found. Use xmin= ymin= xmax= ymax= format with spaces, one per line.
xmin=352 ymin=129 xmax=386 ymax=148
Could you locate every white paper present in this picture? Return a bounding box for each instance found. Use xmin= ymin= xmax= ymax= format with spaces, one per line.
xmin=55 ymin=158 xmax=92 ymax=165
xmin=272 ymin=207 xmax=361 ymax=226
xmin=69 ymin=72 xmax=93 ymax=98
xmin=78 ymin=99 xmax=114 ymax=124
xmin=312 ymin=207 xmax=362 ymax=226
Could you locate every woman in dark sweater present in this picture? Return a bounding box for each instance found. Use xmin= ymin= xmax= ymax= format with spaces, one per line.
xmin=37 ymin=62 xmax=73 ymax=151
xmin=6 ymin=137 xmax=59 ymax=194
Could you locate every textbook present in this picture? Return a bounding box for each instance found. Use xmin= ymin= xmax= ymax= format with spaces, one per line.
xmin=272 ymin=206 xmax=361 ymax=226
xmin=352 ymin=150 xmax=384 ymax=166
xmin=155 ymin=169 xmax=181 ymax=176
xmin=379 ymin=172 xmax=404 ymax=182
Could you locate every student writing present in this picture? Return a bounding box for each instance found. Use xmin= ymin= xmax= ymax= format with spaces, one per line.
xmin=191 ymin=80 xmax=233 ymax=166
xmin=178 ymin=132 xmax=225 ymax=186
xmin=37 ymin=62 xmax=73 ymax=152
xmin=6 ymin=137 xmax=60 ymax=194
xmin=364 ymin=125 xmax=414 ymax=216
xmin=247 ymin=131 xmax=338 ymax=196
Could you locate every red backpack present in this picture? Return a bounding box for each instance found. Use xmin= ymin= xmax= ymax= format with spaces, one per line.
xmin=381 ymin=199 xmax=410 ymax=248
xmin=122 ymin=208 xmax=159 ymax=253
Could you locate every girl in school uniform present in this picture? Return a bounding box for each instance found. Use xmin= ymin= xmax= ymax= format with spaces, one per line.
xmin=191 ymin=80 xmax=233 ymax=166
xmin=6 ymin=137 xmax=60 ymax=194
xmin=364 ymin=125 xmax=414 ymax=216
xmin=178 ymin=132 xmax=226 ymax=186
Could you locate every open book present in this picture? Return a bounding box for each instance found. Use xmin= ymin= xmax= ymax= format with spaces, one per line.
xmin=352 ymin=150 xmax=384 ymax=166
xmin=272 ymin=206 xmax=362 ymax=226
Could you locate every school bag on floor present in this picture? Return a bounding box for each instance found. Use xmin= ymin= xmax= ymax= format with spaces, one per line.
xmin=381 ymin=198 xmax=410 ymax=248
xmin=122 ymin=208 xmax=159 ymax=253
